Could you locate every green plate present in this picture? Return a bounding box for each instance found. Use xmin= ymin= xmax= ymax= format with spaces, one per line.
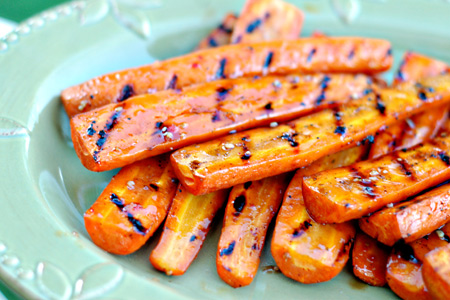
xmin=1 ymin=0 xmax=449 ymax=299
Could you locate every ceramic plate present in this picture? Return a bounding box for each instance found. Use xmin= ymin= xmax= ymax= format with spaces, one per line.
xmin=1 ymin=0 xmax=450 ymax=299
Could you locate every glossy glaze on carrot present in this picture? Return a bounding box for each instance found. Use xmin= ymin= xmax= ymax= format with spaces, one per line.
xmin=271 ymin=147 xmax=365 ymax=284
xmin=196 ymin=13 xmax=238 ymax=50
xmin=150 ymin=185 xmax=228 ymax=276
xmin=352 ymin=232 xmax=390 ymax=286
xmin=216 ymin=174 xmax=289 ymax=287
xmin=71 ymin=74 xmax=374 ymax=172
xmin=84 ymin=154 xmax=178 ymax=255
xmin=172 ymin=75 xmax=450 ymax=195
xmin=386 ymin=244 xmax=431 ymax=300
xmin=422 ymin=242 xmax=450 ymax=300
xmin=61 ymin=37 xmax=392 ymax=116
xmin=230 ymin=0 xmax=303 ymax=44
xmin=369 ymin=52 xmax=449 ymax=159
xmin=359 ymin=183 xmax=450 ymax=246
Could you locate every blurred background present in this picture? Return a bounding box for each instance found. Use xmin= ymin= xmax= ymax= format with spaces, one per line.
xmin=0 ymin=0 xmax=67 ymax=22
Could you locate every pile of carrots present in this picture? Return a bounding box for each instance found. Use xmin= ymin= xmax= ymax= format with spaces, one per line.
xmin=62 ymin=0 xmax=450 ymax=298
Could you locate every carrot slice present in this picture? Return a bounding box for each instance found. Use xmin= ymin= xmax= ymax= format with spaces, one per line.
xmin=150 ymin=185 xmax=228 ymax=275
xmin=216 ymin=174 xmax=289 ymax=287
xmin=369 ymin=52 xmax=449 ymax=159
xmin=71 ymin=74 xmax=374 ymax=172
xmin=271 ymin=147 xmax=365 ymax=284
xmin=172 ymin=75 xmax=450 ymax=195
xmin=422 ymin=242 xmax=450 ymax=300
xmin=84 ymin=154 xmax=178 ymax=255
xmin=303 ymin=134 xmax=450 ymax=224
xmin=359 ymin=183 xmax=450 ymax=246
xmin=410 ymin=224 xmax=450 ymax=263
xmin=386 ymin=244 xmax=431 ymax=300
xmin=230 ymin=0 xmax=303 ymax=44
xmin=352 ymin=232 xmax=390 ymax=286
xmin=61 ymin=37 xmax=392 ymax=116
xmin=196 ymin=13 xmax=238 ymax=50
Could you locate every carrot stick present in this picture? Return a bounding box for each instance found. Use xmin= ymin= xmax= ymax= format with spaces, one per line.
xmin=271 ymin=147 xmax=365 ymax=284
xmin=369 ymin=52 xmax=449 ymax=159
xmin=172 ymin=75 xmax=450 ymax=195
xmin=61 ymin=37 xmax=392 ymax=116
xmin=84 ymin=154 xmax=178 ymax=255
xmin=196 ymin=13 xmax=238 ymax=50
xmin=149 ymin=184 xmax=228 ymax=276
xmin=216 ymin=174 xmax=289 ymax=287
xmin=71 ymin=74 xmax=374 ymax=172
xmin=230 ymin=0 xmax=303 ymax=44
xmin=359 ymin=183 xmax=450 ymax=246
xmin=303 ymin=134 xmax=450 ymax=224
xmin=410 ymin=224 xmax=450 ymax=263
xmin=422 ymin=243 xmax=450 ymax=300
xmin=386 ymin=243 xmax=431 ymax=300
xmin=352 ymin=232 xmax=390 ymax=286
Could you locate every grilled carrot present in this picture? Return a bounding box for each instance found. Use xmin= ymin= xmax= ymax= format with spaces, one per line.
xmin=150 ymin=185 xmax=228 ymax=276
xmin=172 ymin=75 xmax=450 ymax=195
xmin=61 ymin=37 xmax=392 ymax=116
xmin=369 ymin=52 xmax=449 ymax=159
xmin=230 ymin=0 xmax=303 ymax=44
xmin=422 ymin=243 xmax=450 ymax=300
xmin=84 ymin=154 xmax=178 ymax=255
xmin=303 ymin=133 xmax=450 ymax=224
xmin=196 ymin=13 xmax=238 ymax=50
xmin=359 ymin=183 xmax=450 ymax=246
xmin=386 ymin=243 xmax=431 ymax=300
xmin=216 ymin=174 xmax=289 ymax=287
xmin=410 ymin=224 xmax=450 ymax=263
xmin=71 ymin=74 xmax=374 ymax=172
xmin=352 ymin=232 xmax=390 ymax=286
xmin=271 ymin=147 xmax=365 ymax=284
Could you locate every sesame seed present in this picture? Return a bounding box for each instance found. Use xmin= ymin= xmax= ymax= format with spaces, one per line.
xmin=386 ymin=203 xmax=394 ymax=208
xmin=115 ymin=106 xmax=123 ymax=112
xmin=127 ymin=181 xmax=135 ymax=189
xmin=436 ymin=230 xmax=445 ymax=239
xmin=270 ymin=122 xmax=278 ymax=128
xmin=163 ymin=132 xmax=173 ymax=139
xmin=78 ymin=100 xmax=88 ymax=111
xmin=162 ymin=127 xmax=167 ymax=132
xmin=222 ymin=143 xmax=235 ymax=151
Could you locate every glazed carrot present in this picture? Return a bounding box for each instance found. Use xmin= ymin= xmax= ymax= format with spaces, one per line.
xmin=386 ymin=244 xmax=431 ymax=300
xmin=271 ymin=147 xmax=365 ymax=284
xmin=84 ymin=154 xmax=178 ymax=255
xmin=422 ymin=243 xmax=450 ymax=300
xmin=172 ymin=75 xmax=450 ymax=195
xmin=150 ymin=185 xmax=228 ymax=276
xmin=61 ymin=37 xmax=392 ymax=116
xmin=410 ymin=224 xmax=450 ymax=263
xmin=303 ymin=131 xmax=450 ymax=224
xmin=359 ymin=183 xmax=450 ymax=246
xmin=71 ymin=74 xmax=374 ymax=172
xmin=230 ymin=0 xmax=303 ymax=44
xmin=369 ymin=52 xmax=449 ymax=159
xmin=216 ymin=174 xmax=289 ymax=287
xmin=196 ymin=13 xmax=238 ymax=50
xmin=352 ymin=232 xmax=390 ymax=286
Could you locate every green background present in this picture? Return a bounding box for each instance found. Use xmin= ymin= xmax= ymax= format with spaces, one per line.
xmin=0 ymin=0 xmax=67 ymax=22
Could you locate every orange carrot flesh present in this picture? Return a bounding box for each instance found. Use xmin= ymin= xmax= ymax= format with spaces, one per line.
xmin=61 ymin=37 xmax=392 ymax=116
xmin=303 ymin=134 xmax=450 ymax=224
xmin=422 ymin=242 xmax=450 ymax=300
xmin=410 ymin=224 xmax=450 ymax=263
xmin=172 ymin=75 xmax=450 ymax=195
xmin=369 ymin=52 xmax=449 ymax=159
xmin=230 ymin=0 xmax=304 ymax=44
xmin=150 ymin=185 xmax=228 ymax=276
xmin=84 ymin=154 xmax=178 ymax=255
xmin=386 ymin=244 xmax=431 ymax=300
xmin=352 ymin=232 xmax=390 ymax=286
xmin=71 ymin=74 xmax=374 ymax=172
xmin=359 ymin=183 xmax=450 ymax=246
xmin=271 ymin=147 xmax=365 ymax=284
xmin=196 ymin=13 xmax=238 ymax=50
xmin=216 ymin=174 xmax=289 ymax=287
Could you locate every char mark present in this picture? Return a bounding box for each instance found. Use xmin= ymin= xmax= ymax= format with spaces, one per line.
xmin=246 ymin=18 xmax=262 ymax=33
xmin=393 ymin=154 xmax=414 ymax=178
xmin=439 ymin=151 xmax=450 ymax=165
xmin=150 ymin=183 xmax=159 ymax=191
xmin=263 ymin=51 xmax=273 ymax=73
xmin=316 ymin=75 xmax=331 ymax=105
xmin=375 ymin=93 xmax=386 ymax=115
xmin=334 ymin=126 xmax=347 ymax=135
xmin=216 ymin=86 xmax=231 ymax=101
xmin=208 ymin=37 xmax=218 ymax=47
xmin=280 ymin=132 xmax=299 ymax=147
xmin=233 ymin=195 xmax=246 ymax=215
xmin=307 ymin=48 xmax=317 ymax=63
xmin=216 ymin=58 xmax=227 ymax=79
xmin=87 ymin=121 xmax=96 ymax=136
xmin=167 ymin=74 xmax=178 ymax=90
xmin=105 ymin=110 xmax=122 ymax=131
xmin=127 ymin=213 xmax=146 ymax=235
xmin=110 ymin=193 xmax=125 ymax=209
xmin=117 ymin=84 xmax=134 ymax=102
xmin=220 ymin=241 xmax=236 ymax=256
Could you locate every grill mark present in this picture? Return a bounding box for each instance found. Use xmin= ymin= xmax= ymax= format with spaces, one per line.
xmin=246 ymin=18 xmax=262 ymax=33
xmin=87 ymin=121 xmax=96 ymax=136
xmin=208 ymin=37 xmax=218 ymax=47
xmin=334 ymin=126 xmax=347 ymax=135
xmin=190 ymin=235 xmax=197 ymax=242
xmin=219 ymin=241 xmax=236 ymax=256
xmin=117 ymin=84 xmax=134 ymax=102
xmin=216 ymin=58 xmax=227 ymax=79
xmin=212 ymin=111 xmax=221 ymax=122
xmin=216 ymin=86 xmax=231 ymax=101
xmin=348 ymin=48 xmax=355 ymax=60
xmin=218 ymin=23 xmax=233 ymax=34
xmin=95 ymin=110 xmax=123 ymax=149
xmin=233 ymin=194 xmax=246 ymax=215
xmin=392 ymin=153 xmax=415 ymax=179
xmin=110 ymin=193 xmax=147 ymax=235
xmin=439 ymin=151 xmax=450 ymax=165
xmin=105 ymin=110 xmax=122 ymax=131
xmin=263 ymin=51 xmax=273 ymax=74
xmin=167 ymin=74 xmax=178 ymax=90
xmin=351 ymin=168 xmax=377 ymax=198
xmin=307 ymin=48 xmax=316 ymax=63
xmin=375 ymin=92 xmax=386 ymax=115
xmin=150 ymin=183 xmax=159 ymax=191
xmin=280 ymin=132 xmax=299 ymax=147
xmin=316 ymin=75 xmax=331 ymax=105
xmin=264 ymin=102 xmax=273 ymax=110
